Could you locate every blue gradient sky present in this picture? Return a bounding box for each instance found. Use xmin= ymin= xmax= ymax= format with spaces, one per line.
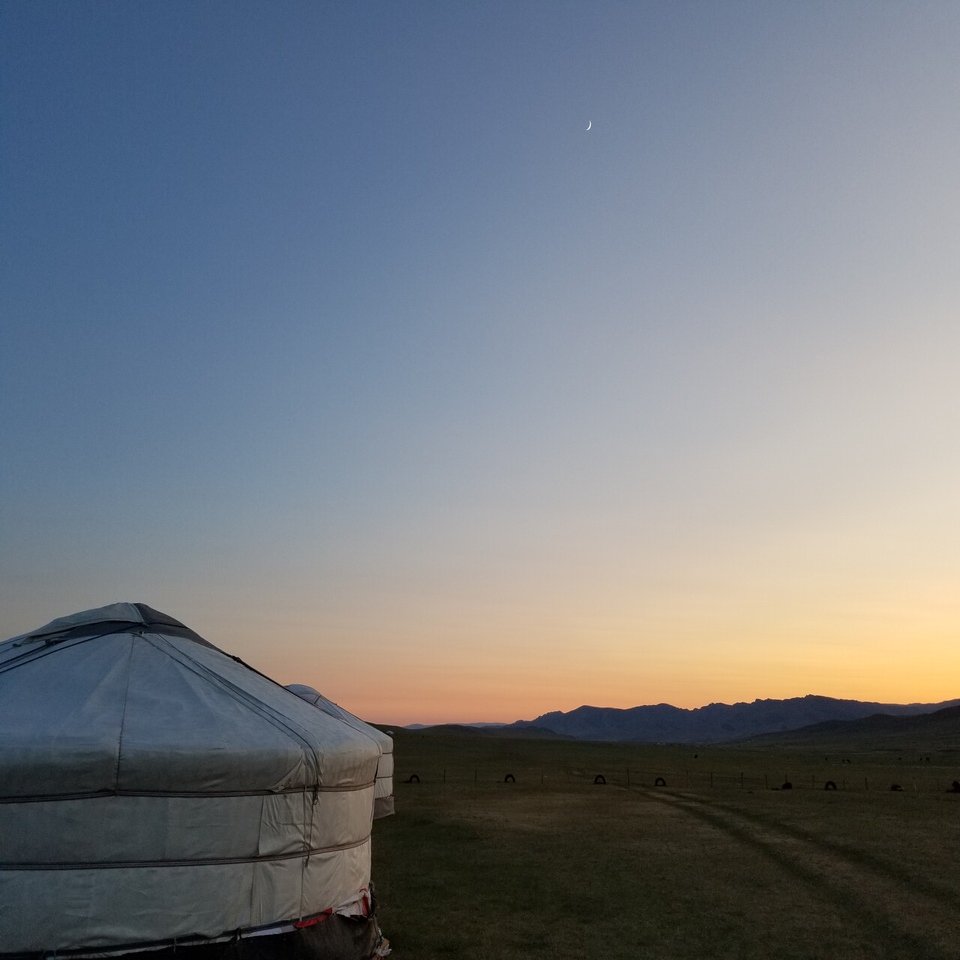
xmin=3 ymin=2 xmax=959 ymax=723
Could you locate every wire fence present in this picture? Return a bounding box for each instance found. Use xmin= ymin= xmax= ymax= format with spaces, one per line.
xmin=395 ymin=765 xmax=960 ymax=796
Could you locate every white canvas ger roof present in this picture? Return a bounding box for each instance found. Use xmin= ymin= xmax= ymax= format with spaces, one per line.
xmin=0 ymin=603 xmax=383 ymax=957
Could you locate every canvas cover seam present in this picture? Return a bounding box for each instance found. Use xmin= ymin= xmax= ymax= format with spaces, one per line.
xmin=0 ymin=835 xmax=370 ymax=870
xmin=0 ymin=781 xmax=376 ymax=803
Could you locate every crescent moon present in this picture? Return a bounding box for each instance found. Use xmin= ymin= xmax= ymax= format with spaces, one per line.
xmin=586 ymin=120 xmax=592 ymax=131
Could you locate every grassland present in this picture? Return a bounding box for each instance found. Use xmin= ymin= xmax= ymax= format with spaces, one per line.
xmin=372 ymin=730 xmax=960 ymax=959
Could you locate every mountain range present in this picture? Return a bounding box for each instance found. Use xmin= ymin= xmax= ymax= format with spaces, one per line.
xmin=507 ymin=694 xmax=960 ymax=744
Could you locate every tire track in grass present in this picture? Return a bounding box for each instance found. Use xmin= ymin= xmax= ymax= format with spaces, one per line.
xmin=699 ymin=793 xmax=960 ymax=915
xmin=642 ymin=789 xmax=959 ymax=960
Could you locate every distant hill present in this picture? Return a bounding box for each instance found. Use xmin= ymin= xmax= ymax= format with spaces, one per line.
xmin=509 ymin=695 xmax=960 ymax=744
xmin=742 ymin=703 xmax=960 ymax=753
xmin=408 ymin=723 xmax=572 ymax=740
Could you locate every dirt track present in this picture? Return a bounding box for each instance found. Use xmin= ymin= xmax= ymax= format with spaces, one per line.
xmin=644 ymin=788 xmax=960 ymax=959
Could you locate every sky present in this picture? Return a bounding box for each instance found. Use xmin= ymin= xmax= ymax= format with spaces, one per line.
xmin=3 ymin=1 xmax=960 ymax=725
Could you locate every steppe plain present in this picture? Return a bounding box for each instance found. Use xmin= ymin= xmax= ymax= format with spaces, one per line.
xmin=372 ymin=727 xmax=960 ymax=959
